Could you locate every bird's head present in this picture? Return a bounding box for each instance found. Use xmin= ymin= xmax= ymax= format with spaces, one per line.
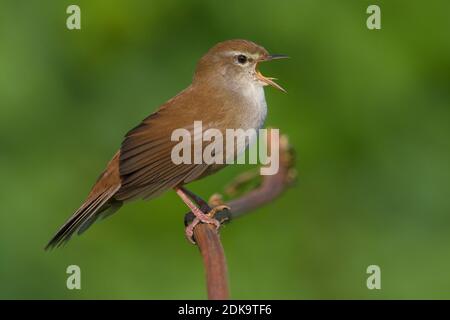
xmin=194 ymin=39 xmax=288 ymax=93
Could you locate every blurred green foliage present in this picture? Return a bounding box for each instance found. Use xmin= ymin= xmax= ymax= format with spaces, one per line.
xmin=0 ymin=0 xmax=449 ymax=299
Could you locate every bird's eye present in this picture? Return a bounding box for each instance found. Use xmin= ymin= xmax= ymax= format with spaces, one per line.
xmin=236 ymin=54 xmax=248 ymax=64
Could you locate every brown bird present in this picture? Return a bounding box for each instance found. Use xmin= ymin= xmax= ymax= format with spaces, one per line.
xmin=46 ymin=39 xmax=287 ymax=249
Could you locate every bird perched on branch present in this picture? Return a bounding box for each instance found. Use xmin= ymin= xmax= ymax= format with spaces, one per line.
xmin=46 ymin=39 xmax=287 ymax=249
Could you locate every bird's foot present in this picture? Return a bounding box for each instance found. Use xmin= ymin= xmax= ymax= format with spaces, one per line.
xmin=207 ymin=205 xmax=230 ymax=219
xmin=184 ymin=205 xmax=230 ymax=244
xmin=185 ymin=217 xmax=200 ymax=244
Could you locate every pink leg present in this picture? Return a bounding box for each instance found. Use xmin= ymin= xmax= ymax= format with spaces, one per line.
xmin=175 ymin=187 xmax=221 ymax=244
xmin=178 ymin=186 xmax=210 ymax=211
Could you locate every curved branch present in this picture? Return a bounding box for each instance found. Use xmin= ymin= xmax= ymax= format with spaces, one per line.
xmin=194 ymin=224 xmax=229 ymax=300
xmin=184 ymin=131 xmax=296 ymax=300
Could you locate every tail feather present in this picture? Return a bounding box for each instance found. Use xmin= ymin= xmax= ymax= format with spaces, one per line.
xmin=46 ymin=151 xmax=122 ymax=250
xmin=45 ymin=185 xmax=120 ymax=250
xmin=77 ymin=200 xmax=122 ymax=235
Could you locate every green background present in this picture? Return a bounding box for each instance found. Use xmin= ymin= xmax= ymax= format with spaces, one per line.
xmin=1 ymin=0 xmax=449 ymax=299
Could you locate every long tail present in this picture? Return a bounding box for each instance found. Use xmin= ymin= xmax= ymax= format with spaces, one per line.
xmin=46 ymin=152 xmax=122 ymax=250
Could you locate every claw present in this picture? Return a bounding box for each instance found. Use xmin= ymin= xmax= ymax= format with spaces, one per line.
xmin=185 ymin=206 xmax=225 ymax=244
xmin=207 ymin=205 xmax=231 ymax=219
xmin=185 ymin=217 xmax=199 ymax=244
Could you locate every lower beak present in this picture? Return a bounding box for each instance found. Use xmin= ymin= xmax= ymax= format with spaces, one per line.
xmin=256 ymin=54 xmax=289 ymax=93
xmin=256 ymin=71 xmax=287 ymax=93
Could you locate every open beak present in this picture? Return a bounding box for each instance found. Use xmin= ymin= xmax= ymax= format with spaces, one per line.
xmin=256 ymin=54 xmax=289 ymax=93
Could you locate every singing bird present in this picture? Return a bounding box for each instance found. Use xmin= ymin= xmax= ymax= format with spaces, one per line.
xmin=46 ymin=39 xmax=287 ymax=249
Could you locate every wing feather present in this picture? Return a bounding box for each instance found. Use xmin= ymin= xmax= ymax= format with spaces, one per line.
xmin=116 ymin=87 xmax=216 ymax=201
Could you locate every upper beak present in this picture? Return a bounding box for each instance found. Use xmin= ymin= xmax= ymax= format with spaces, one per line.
xmin=256 ymin=54 xmax=289 ymax=93
xmin=266 ymin=54 xmax=290 ymax=61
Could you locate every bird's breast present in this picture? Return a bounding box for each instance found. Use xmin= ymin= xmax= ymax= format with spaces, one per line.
xmin=229 ymin=83 xmax=268 ymax=131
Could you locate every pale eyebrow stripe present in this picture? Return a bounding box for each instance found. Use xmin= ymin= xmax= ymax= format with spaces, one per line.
xmin=224 ymin=50 xmax=259 ymax=60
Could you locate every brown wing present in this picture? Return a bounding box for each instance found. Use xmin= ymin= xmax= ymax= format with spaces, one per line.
xmin=114 ymin=86 xmax=221 ymax=201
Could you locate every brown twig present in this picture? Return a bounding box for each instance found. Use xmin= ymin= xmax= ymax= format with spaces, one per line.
xmin=184 ymin=131 xmax=296 ymax=300
xmin=194 ymin=224 xmax=230 ymax=299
